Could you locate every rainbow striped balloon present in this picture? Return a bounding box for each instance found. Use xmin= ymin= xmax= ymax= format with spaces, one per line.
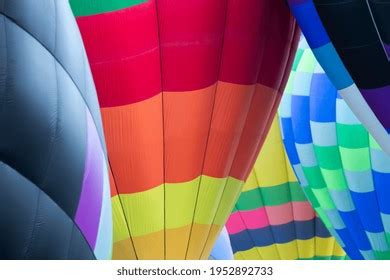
xmin=70 ymin=0 xmax=300 ymax=259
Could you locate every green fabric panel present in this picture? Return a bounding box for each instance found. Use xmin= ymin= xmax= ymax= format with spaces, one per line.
xmin=375 ymin=250 xmax=390 ymax=260
xmin=235 ymin=188 xmax=264 ymax=211
xmin=339 ymin=147 xmax=371 ymax=172
xmin=330 ymin=256 xmax=346 ymax=260
xmin=302 ymin=166 xmax=326 ymax=189
xmin=312 ymin=188 xmax=336 ymax=210
xmin=297 ymin=50 xmax=317 ymax=72
xmin=298 ymin=256 xmax=344 ymax=260
xmin=70 ymin=0 xmax=147 ymax=17
xmin=285 ymin=72 xmax=296 ymax=94
xmin=314 ymin=145 xmax=342 ymax=170
xmin=336 ymin=123 xmax=369 ymax=148
xmin=235 ymin=182 xmax=308 ymax=211
xmin=303 ymin=187 xmax=321 ymax=209
xmin=321 ymin=168 xmax=348 ymax=190
xmin=292 ymin=49 xmax=304 ymax=71
xmin=260 ymin=184 xmax=293 ymax=207
xmin=289 ymin=182 xmax=309 ymax=202
xmin=369 ymin=135 xmax=381 ymax=149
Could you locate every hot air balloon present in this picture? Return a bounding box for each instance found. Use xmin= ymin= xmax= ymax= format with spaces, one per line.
xmin=279 ymin=37 xmax=390 ymax=260
xmin=209 ymin=227 xmax=234 ymax=260
xmin=287 ymin=0 xmax=390 ymax=157
xmin=226 ymin=116 xmax=345 ymax=260
xmin=70 ymin=0 xmax=300 ymax=259
xmin=0 ymin=0 xmax=112 ymax=259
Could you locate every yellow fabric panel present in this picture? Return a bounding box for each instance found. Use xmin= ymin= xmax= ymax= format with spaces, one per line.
xmin=276 ymin=241 xmax=299 ymax=260
xmin=119 ymin=186 xmax=164 ymax=237
xmin=235 ymin=247 xmax=263 ymax=260
xmin=165 ymin=178 xmax=199 ymax=229
xmin=186 ymin=223 xmax=212 ymax=259
xmin=242 ymin=170 xmax=259 ymax=191
xmin=214 ymin=177 xmax=244 ymax=225
xmin=315 ymin=237 xmax=336 ymax=257
xmin=297 ymin=239 xmax=315 ymax=259
xmin=165 ymin=225 xmax=192 ymax=260
xmin=200 ymin=224 xmax=223 ymax=260
xmin=111 ymin=195 xmax=131 ymax=242
xmin=255 ymin=244 xmax=281 ymax=260
xmin=112 ymin=238 xmax=137 ymax=260
xmin=333 ymin=241 xmax=346 ymax=257
xmin=131 ymin=230 xmax=165 ymax=260
xmin=233 ymin=252 xmax=246 ymax=260
xmin=252 ymin=118 xmax=289 ymax=188
xmin=285 ymin=150 xmax=298 ymax=182
xmin=194 ymin=176 xmax=227 ymax=224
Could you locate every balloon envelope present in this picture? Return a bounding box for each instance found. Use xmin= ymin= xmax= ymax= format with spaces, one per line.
xmin=0 ymin=0 xmax=112 ymax=260
xmin=287 ymin=0 xmax=390 ymax=156
xmin=279 ymin=36 xmax=390 ymax=260
xmin=71 ymin=0 xmax=300 ymax=259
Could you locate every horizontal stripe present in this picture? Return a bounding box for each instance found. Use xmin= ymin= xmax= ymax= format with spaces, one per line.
xmin=230 ymin=218 xmax=331 ymax=252
xmin=228 ymin=202 xmax=315 ymax=234
xmin=235 ymin=182 xmax=306 ymax=211
xmin=102 ymin=94 xmax=164 ymax=194
xmin=71 ymin=0 xmax=147 ymax=17
xmin=163 ymin=84 xmax=216 ymax=182
xmin=76 ymin=1 xmax=162 ymax=106
xmin=336 ymin=124 xmax=369 ymax=148
xmin=113 ymin=224 xmax=224 ymax=260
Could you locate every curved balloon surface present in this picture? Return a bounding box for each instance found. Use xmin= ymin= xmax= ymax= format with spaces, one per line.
xmin=70 ymin=0 xmax=300 ymax=259
xmin=287 ymin=0 xmax=390 ymax=156
xmin=279 ymin=37 xmax=390 ymax=260
xmin=0 ymin=0 xmax=112 ymax=259
xmin=209 ymin=227 xmax=234 ymax=260
xmin=227 ymin=116 xmax=345 ymax=260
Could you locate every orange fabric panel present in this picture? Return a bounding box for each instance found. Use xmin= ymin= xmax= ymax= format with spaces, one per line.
xmin=165 ymin=225 xmax=192 ymax=260
xmin=203 ymin=82 xmax=256 ymax=178
xmin=109 ymin=164 xmax=118 ymax=197
xmin=163 ymin=85 xmax=216 ymax=183
xmin=131 ymin=230 xmax=165 ymax=260
xmin=101 ymin=94 xmax=164 ymax=194
xmin=112 ymin=238 xmax=137 ymax=260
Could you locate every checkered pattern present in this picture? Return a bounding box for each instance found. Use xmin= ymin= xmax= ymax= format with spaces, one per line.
xmin=279 ymin=37 xmax=390 ymax=259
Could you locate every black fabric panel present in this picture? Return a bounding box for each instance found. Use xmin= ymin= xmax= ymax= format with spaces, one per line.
xmin=0 ymin=14 xmax=87 ymax=218
xmin=314 ymin=0 xmax=390 ymax=89
xmin=369 ymin=0 xmax=390 ymax=45
xmin=0 ymin=162 xmax=95 ymax=260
